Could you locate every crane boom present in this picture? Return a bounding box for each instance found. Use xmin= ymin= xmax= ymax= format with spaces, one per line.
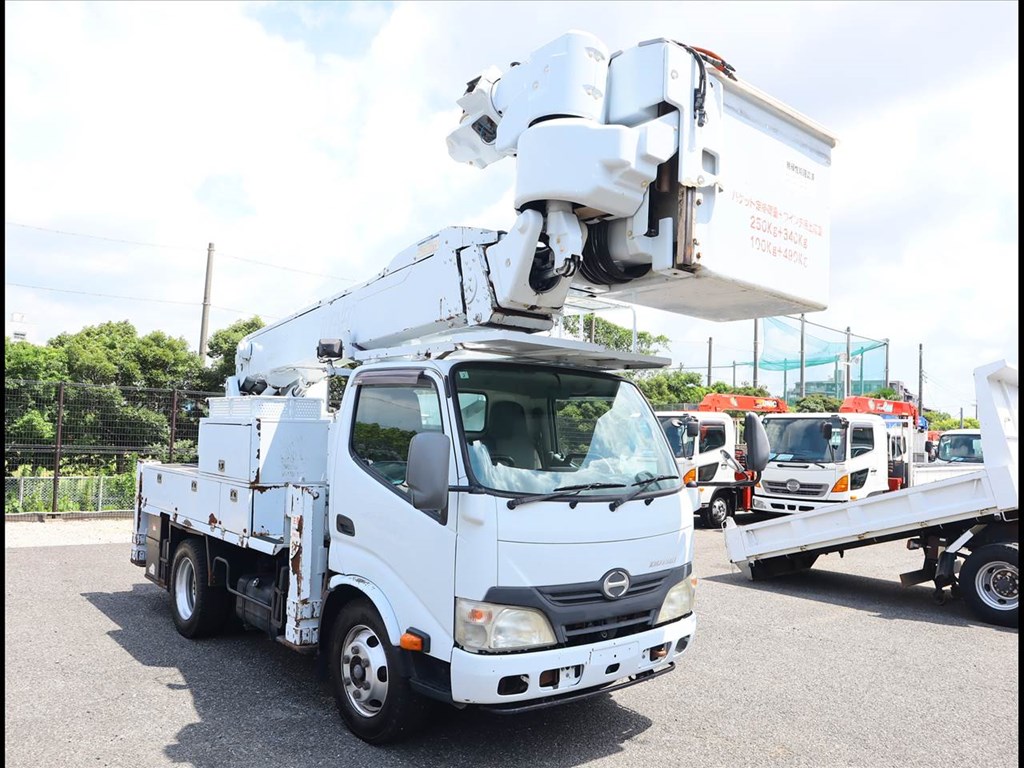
xmin=233 ymin=31 xmax=837 ymax=396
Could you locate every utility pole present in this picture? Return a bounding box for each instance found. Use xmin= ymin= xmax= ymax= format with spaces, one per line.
xmin=752 ymin=319 xmax=759 ymax=389
xmin=199 ymin=242 xmax=215 ymax=361
xmin=960 ymin=407 xmax=964 ymax=428
xmin=706 ymin=337 xmax=713 ymax=386
xmin=918 ymin=343 xmax=924 ymax=423
xmin=883 ymin=338 xmax=890 ymax=388
xmin=844 ymin=326 xmax=852 ymax=399
xmin=799 ymin=313 xmax=806 ymax=398
xmin=732 ymin=360 xmax=737 ymax=388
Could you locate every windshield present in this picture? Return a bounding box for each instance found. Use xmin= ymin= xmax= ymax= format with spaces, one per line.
xmin=936 ymin=433 xmax=984 ymax=463
xmin=764 ymin=417 xmax=846 ymax=463
xmin=659 ymin=416 xmax=696 ymax=459
xmin=452 ymin=363 xmax=680 ymax=498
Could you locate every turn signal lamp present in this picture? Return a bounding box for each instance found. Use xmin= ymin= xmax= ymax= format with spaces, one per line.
xmin=831 ymin=475 xmax=849 ymax=493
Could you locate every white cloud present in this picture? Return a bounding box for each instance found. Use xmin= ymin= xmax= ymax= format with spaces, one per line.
xmin=4 ymin=0 xmax=1018 ymax=416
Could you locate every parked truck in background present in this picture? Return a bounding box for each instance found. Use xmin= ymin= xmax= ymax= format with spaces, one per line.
xmin=750 ymin=397 xmax=975 ymax=515
xmin=659 ymin=395 xmax=789 ymax=527
xmin=129 ymin=30 xmax=834 ymax=743
xmin=726 ymin=360 xmax=1018 ymax=628
xmin=934 ymin=428 xmax=984 ymax=464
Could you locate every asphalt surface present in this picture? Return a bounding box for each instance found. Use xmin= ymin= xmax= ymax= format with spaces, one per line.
xmin=4 ymin=517 xmax=1019 ymax=768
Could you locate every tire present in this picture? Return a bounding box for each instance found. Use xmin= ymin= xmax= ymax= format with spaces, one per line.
xmin=959 ymin=542 xmax=1018 ymax=628
xmin=328 ymin=599 xmax=429 ymax=744
xmin=701 ymin=494 xmax=732 ymax=529
xmin=169 ymin=538 xmax=229 ymax=639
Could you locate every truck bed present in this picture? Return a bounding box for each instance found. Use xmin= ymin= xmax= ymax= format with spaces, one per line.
xmin=137 ymin=462 xmax=323 ymax=556
xmin=725 ymin=360 xmax=1018 ymax=578
xmin=724 ymin=470 xmax=1000 ymax=575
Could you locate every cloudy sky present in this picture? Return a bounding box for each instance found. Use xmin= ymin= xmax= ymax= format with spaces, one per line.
xmin=5 ymin=1 xmax=1018 ymax=415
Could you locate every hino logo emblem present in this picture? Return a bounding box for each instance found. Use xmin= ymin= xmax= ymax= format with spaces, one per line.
xmin=786 ymin=479 xmax=801 ymax=492
xmin=601 ymin=569 xmax=631 ymax=600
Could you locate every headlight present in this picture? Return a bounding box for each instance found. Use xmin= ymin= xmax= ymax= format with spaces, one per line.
xmin=656 ymin=576 xmax=697 ymax=624
xmin=455 ymin=598 xmax=556 ymax=653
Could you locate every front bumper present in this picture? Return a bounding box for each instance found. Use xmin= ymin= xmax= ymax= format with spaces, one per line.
xmin=752 ymin=494 xmax=844 ymax=513
xmin=450 ymin=613 xmax=696 ymax=705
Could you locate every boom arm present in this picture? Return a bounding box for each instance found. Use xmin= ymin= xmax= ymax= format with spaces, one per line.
xmin=232 ymin=31 xmax=837 ymax=396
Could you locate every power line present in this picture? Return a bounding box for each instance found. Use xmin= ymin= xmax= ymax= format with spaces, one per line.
xmin=6 ymin=220 xmax=362 ymax=283
xmin=5 ymin=281 xmax=275 ymax=319
xmin=5 ymin=221 xmax=195 ymax=250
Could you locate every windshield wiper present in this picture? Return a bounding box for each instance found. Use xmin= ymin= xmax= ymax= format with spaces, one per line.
xmin=506 ymin=482 xmax=626 ymax=509
xmin=609 ymin=474 xmax=679 ymax=511
xmin=774 ymin=455 xmax=830 ymax=469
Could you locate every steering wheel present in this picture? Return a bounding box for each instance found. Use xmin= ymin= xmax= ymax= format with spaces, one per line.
xmin=491 ymin=455 xmax=516 ymax=467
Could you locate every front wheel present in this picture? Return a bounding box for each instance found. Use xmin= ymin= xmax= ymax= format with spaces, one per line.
xmin=959 ymin=542 xmax=1018 ymax=628
xmin=701 ymin=495 xmax=732 ymax=529
xmin=328 ymin=599 xmax=428 ymax=744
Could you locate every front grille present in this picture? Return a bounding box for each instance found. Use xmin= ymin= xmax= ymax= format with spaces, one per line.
xmin=538 ymin=571 xmax=668 ymax=606
xmin=563 ymin=610 xmax=656 ymax=646
xmin=762 ymin=481 xmax=828 ymax=497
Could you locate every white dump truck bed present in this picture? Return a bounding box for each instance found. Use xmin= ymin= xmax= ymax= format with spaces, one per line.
xmin=724 ymin=360 xmax=1018 ymax=575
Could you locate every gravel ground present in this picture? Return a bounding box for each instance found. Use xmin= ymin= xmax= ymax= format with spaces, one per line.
xmin=5 ymin=516 xmax=1018 ymax=768
xmin=5 ymin=517 xmax=134 ymax=548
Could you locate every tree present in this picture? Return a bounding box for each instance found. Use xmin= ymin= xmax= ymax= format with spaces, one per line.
xmin=792 ymin=393 xmax=843 ymax=412
xmin=633 ymin=370 xmax=706 ymax=407
xmin=923 ymin=409 xmax=981 ymax=432
xmin=48 ymin=320 xmax=202 ymax=389
xmin=561 ymin=314 xmax=670 ymax=355
xmin=200 ymin=316 xmax=265 ymax=392
xmin=863 ymin=387 xmax=900 ymax=400
xmin=4 ymin=339 xmax=68 ymax=382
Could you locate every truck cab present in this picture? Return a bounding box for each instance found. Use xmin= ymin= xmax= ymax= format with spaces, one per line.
xmin=752 ymin=412 xmax=900 ymax=513
xmin=657 ymin=411 xmax=743 ymax=528
xmin=934 ymin=429 xmax=984 ymax=464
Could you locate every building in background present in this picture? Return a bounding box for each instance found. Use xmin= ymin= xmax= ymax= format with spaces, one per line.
xmin=5 ymin=312 xmax=37 ymax=344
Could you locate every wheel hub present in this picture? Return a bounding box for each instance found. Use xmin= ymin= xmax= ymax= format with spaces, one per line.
xmin=341 ymin=625 xmax=389 ymax=717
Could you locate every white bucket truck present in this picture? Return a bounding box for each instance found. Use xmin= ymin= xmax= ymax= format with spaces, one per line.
xmin=130 ymin=31 xmax=835 ymax=743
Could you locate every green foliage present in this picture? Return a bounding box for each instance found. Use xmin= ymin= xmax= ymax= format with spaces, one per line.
xmin=792 ymin=393 xmax=843 ymax=413
xmin=630 ymin=370 xmax=772 ymax=410
xmin=863 ymin=387 xmax=900 ymax=400
xmin=924 ymin=410 xmax=981 ymax=431
xmin=200 ymin=316 xmax=265 ymax=391
xmin=632 ymin=370 xmax=706 ymax=407
xmin=555 ymin=400 xmax=612 ymax=455
xmin=353 ymin=422 xmax=417 ymax=462
xmin=562 ymin=314 xmax=670 ymax=355
xmin=5 ymin=339 xmax=67 ymax=381
xmin=47 ymin=320 xmax=202 ymax=389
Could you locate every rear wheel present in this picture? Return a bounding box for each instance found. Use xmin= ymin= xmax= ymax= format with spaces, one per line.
xmin=328 ymin=599 xmax=428 ymax=744
xmin=169 ymin=538 xmax=229 ymax=638
xmin=701 ymin=495 xmax=732 ymax=529
xmin=959 ymin=542 xmax=1018 ymax=628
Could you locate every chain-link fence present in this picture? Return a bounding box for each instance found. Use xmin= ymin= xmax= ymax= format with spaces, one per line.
xmin=5 ymin=380 xmax=220 ymax=515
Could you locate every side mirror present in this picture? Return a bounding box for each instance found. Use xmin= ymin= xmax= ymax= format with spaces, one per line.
xmin=406 ymin=432 xmax=451 ymax=518
xmin=744 ymin=412 xmax=770 ymax=472
xmin=820 ymin=423 xmax=833 ymax=440
xmin=685 ymin=421 xmax=700 ymax=438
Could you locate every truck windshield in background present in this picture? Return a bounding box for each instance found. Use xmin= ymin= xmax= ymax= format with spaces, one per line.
xmin=936 ymin=433 xmax=984 ymax=463
xmin=453 ymin=363 xmax=680 ymax=498
xmin=763 ymin=417 xmax=847 ymax=463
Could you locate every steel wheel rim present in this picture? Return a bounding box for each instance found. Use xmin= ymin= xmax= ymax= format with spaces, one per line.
xmin=709 ymin=498 xmax=729 ymax=524
xmin=975 ymin=560 xmax=1019 ymax=612
xmin=341 ymin=624 xmax=389 ymax=718
xmin=174 ymin=557 xmax=196 ymax=620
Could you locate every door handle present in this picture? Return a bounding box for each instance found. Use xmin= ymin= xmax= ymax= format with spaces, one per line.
xmin=336 ymin=515 xmax=356 ymax=536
